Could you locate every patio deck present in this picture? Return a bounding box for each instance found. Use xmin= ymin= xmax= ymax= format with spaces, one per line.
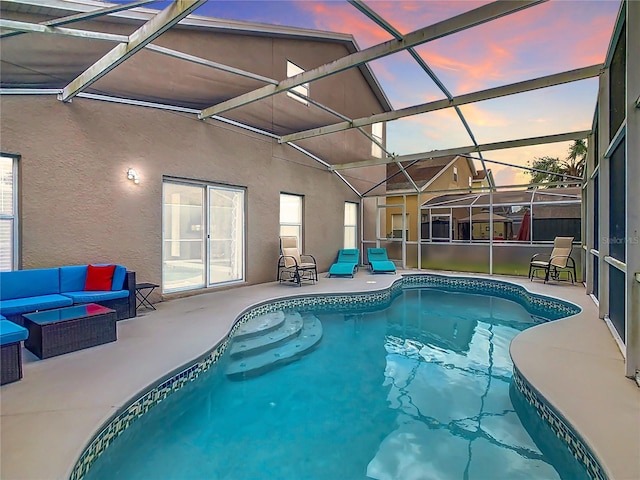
xmin=0 ymin=271 xmax=638 ymax=480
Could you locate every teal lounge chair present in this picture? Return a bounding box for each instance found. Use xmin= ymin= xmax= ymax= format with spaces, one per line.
xmin=328 ymin=249 xmax=360 ymax=278
xmin=367 ymin=248 xmax=396 ymax=274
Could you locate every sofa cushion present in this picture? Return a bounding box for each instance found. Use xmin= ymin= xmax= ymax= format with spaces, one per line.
xmin=59 ymin=265 xmax=88 ymax=293
xmin=0 ymin=294 xmax=73 ymax=315
xmin=85 ymin=265 xmax=116 ymax=291
xmin=63 ymin=290 xmax=129 ymax=303
xmin=0 ymin=268 xmax=61 ymax=301
xmin=112 ymin=265 xmax=126 ymax=291
xmin=0 ymin=320 xmax=29 ymax=345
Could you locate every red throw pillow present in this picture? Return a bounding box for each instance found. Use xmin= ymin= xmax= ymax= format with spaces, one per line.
xmin=85 ymin=264 xmax=116 ymax=291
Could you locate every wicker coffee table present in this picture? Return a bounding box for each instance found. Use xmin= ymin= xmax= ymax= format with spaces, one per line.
xmin=22 ymin=303 xmax=117 ymax=359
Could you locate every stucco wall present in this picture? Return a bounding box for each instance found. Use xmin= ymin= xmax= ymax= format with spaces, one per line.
xmin=0 ymin=95 xmax=366 ymax=296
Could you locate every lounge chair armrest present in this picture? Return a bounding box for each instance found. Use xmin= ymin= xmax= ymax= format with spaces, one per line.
xmin=300 ymin=254 xmax=316 ymax=264
xmin=530 ymin=253 xmax=544 ymax=262
xmin=278 ymin=254 xmax=300 ymax=267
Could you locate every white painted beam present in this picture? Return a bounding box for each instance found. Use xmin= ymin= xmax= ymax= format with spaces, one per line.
xmin=331 ymin=130 xmax=591 ymax=170
xmin=283 ymin=64 xmax=603 ymax=143
xmin=59 ymin=0 xmax=206 ymax=102
xmin=0 ymin=0 xmax=155 ymax=39
xmin=146 ymin=44 xmax=279 ymax=84
xmin=0 ymin=19 xmax=128 ymax=42
xmin=198 ymin=0 xmax=546 ymax=119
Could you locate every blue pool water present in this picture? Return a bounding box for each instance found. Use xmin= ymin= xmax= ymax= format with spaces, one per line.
xmin=85 ymin=288 xmax=588 ymax=480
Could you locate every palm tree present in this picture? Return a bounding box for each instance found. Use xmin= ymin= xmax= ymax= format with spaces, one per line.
xmin=564 ymin=139 xmax=587 ymax=178
xmin=527 ymin=139 xmax=588 ymax=187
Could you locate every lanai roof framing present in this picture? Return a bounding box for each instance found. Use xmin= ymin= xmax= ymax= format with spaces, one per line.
xmin=59 ymin=0 xmax=208 ymax=102
xmin=1 ymin=0 xmax=601 ymax=195
xmin=421 ymin=188 xmax=582 ymax=209
xmin=346 ymin=0 xmax=490 ymax=191
xmin=199 ymin=0 xmax=546 ymax=119
xmin=0 ymin=0 xmax=155 ymax=39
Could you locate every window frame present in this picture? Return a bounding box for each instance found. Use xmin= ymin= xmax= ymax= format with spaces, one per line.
xmin=0 ymin=154 xmax=19 ymax=271
xmin=344 ymin=202 xmax=358 ymax=249
xmin=371 ymin=122 xmax=383 ymax=158
xmin=280 ymin=193 xmax=303 ymax=249
xmin=286 ymin=60 xmax=309 ymax=106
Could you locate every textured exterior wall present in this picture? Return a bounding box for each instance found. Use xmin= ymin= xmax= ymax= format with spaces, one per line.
xmin=0 ymin=95 xmax=369 ymax=297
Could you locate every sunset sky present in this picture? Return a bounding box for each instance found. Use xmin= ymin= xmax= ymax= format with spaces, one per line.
xmin=147 ymin=0 xmax=621 ymax=185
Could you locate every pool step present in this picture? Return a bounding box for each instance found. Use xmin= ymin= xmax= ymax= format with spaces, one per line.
xmin=229 ymin=312 xmax=304 ymax=358
xmin=226 ymin=313 xmax=322 ymax=379
xmin=233 ymin=311 xmax=285 ymax=340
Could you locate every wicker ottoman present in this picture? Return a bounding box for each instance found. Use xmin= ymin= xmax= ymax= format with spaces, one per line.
xmin=23 ymin=304 xmax=117 ymax=359
xmin=1 ymin=320 xmax=29 ymax=385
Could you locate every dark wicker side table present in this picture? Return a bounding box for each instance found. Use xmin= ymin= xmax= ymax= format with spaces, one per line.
xmin=22 ymin=304 xmax=117 ymax=359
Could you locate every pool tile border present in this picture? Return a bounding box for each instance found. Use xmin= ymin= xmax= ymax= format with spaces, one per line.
xmin=70 ymin=274 xmax=594 ymax=480
xmin=513 ymin=367 xmax=607 ymax=480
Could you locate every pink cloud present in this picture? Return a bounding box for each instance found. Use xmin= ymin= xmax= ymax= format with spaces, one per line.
xmin=298 ymin=1 xmax=617 ymax=97
xmin=296 ymin=1 xmax=393 ymax=48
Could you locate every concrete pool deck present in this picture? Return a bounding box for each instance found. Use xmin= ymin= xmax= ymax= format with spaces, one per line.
xmin=0 ymin=271 xmax=638 ymax=480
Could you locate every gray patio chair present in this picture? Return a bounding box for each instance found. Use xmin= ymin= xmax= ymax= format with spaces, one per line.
xmin=277 ymin=236 xmax=317 ymax=286
xmin=529 ymin=236 xmax=576 ymax=283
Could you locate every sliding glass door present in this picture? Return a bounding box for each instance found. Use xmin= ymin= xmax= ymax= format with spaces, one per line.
xmin=163 ymin=180 xmax=245 ymax=293
xmin=208 ymin=186 xmax=244 ymax=285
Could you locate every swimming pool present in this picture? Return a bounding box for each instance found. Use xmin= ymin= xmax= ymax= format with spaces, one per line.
xmin=82 ymin=282 xmax=590 ymax=480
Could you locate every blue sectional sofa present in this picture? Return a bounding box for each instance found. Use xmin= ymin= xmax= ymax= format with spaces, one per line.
xmin=1 ymin=318 xmax=29 ymax=385
xmin=0 ymin=265 xmax=136 ymax=325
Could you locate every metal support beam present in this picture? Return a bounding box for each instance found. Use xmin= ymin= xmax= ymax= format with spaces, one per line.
xmin=332 ymin=130 xmax=591 ymax=170
xmin=59 ymin=0 xmax=206 ymax=102
xmin=282 ymin=64 xmax=603 ymax=143
xmin=624 ymin=0 xmax=640 ymax=378
xmin=198 ymin=0 xmax=545 ymax=119
xmin=348 ymin=0 xmax=491 ymax=187
xmin=458 ymin=154 xmax=583 ymax=180
xmin=0 ymin=19 xmax=128 ymax=42
xmin=146 ymin=44 xmax=279 ymax=84
xmin=0 ymin=0 xmax=155 ymax=39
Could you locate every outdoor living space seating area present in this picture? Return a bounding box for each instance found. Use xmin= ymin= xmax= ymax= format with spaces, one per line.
xmin=0 ymin=265 xmax=137 ymax=383
xmin=0 ymin=265 xmax=137 ymax=325
xmin=0 ymin=270 xmax=638 ymax=480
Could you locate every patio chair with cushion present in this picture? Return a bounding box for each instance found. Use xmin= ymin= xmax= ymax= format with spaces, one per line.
xmin=367 ymin=248 xmax=397 ymax=274
xmin=529 ymin=236 xmax=576 ymax=284
xmin=328 ymin=249 xmax=360 ymax=278
xmin=277 ymin=236 xmax=318 ymax=286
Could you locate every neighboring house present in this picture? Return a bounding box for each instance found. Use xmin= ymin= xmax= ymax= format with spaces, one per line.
xmin=0 ymin=0 xmax=391 ymax=295
xmin=384 ymin=155 xmax=478 ymax=243
xmin=471 ymin=169 xmax=494 ymax=191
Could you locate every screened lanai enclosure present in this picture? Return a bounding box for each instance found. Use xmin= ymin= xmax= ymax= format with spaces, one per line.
xmin=1 ymin=0 xmax=638 ymax=375
xmin=361 ymin=184 xmax=583 ymax=277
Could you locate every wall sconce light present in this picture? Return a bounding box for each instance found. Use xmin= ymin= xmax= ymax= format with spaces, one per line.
xmin=127 ymin=168 xmax=140 ymax=184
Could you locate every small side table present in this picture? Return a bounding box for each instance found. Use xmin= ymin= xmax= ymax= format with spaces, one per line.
xmin=135 ymin=282 xmax=159 ymax=311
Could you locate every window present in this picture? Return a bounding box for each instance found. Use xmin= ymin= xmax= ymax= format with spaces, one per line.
xmin=344 ymin=202 xmax=357 ymax=249
xmin=0 ymin=155 xmax=18 ymax=271
xmin=286 ymin=61 xmax=309 ymax=105
xmin=280 ymin=193 xmax=303 ymax=248
xmin=162 ymin=180 xmax=245 ymax=293
xmin=371 ymin=122 xmax=383 ymax=158
xmin=453 ymin=166 xmax=458 ymax=182
xmin=391 ymin=213 xmax=408 ymax=239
